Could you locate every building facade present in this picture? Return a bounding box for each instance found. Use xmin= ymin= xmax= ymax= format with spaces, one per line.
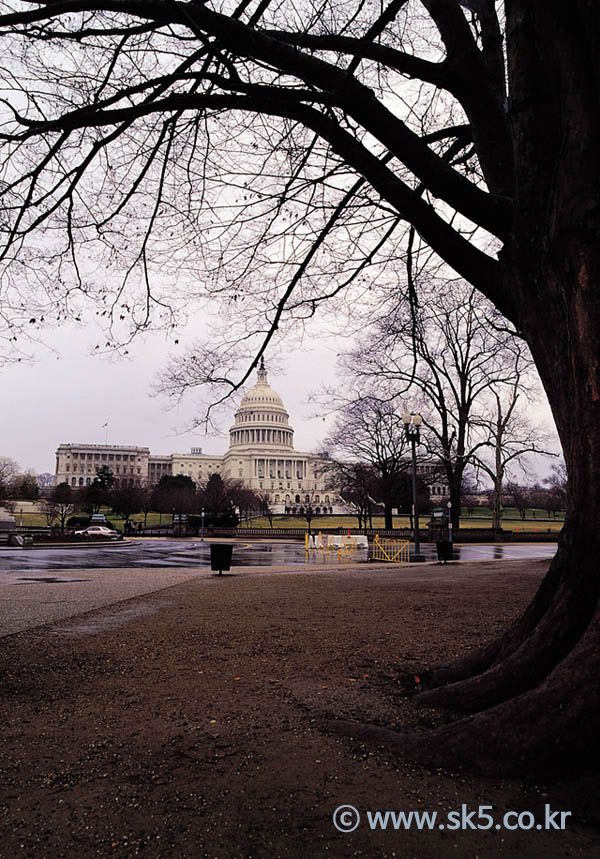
xmin=55 ymin=443 xmax=150 ymax=489
xmin=54 ymin=362 xmax=336 ymax=512
xmin=54 ymin=363 xmax=447 ymax=511
xmin=221 ymin=361 xmax=333 ymax=511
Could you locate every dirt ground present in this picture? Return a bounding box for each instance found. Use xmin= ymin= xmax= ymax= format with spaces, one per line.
xmin=0 ymin=559 xmax=598 ymax=858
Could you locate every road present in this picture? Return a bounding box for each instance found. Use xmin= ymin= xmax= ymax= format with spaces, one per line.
xmin=0 ymin=538 xmax=557 ymax=574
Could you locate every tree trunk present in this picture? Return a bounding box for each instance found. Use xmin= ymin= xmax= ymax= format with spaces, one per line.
xmin=491 ymin=474 xmax=503 ymax=531
xmin=384 ymin=503 xmax=393 ymax=530
xmin=385 ymin=3 xmax=600 ymax=773
xmin=448 ymin=474 xmax=462 ymax=530
xmin=388 ymin=241 xmax=600 ymax=771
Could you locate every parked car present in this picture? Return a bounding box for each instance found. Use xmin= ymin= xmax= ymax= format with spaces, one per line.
xmin=74 ymin=525 xmax=120 ymax=538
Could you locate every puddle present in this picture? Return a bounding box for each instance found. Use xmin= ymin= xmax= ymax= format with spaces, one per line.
xmin=18 ymin=577 xmax=91 ymax=584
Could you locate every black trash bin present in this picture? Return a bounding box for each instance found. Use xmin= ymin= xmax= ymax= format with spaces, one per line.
xmin=210 ymin=543 xmax=234 ymax=575
xmin=436 ymin=540 xmax=453 ymax=563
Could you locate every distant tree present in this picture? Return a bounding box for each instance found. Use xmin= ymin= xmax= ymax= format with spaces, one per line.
xmin=525 ymin=485 xmax=549 ymax=520
xmin=199 ymin=473 xmax=228 ymax=515
xmin=461 ymin=471 xmax=482 ymax=519
xmin=138 ymin=481 xmax=155 ymax=526
xmin=323 ymin=398 xmax=410 ymax=530
xmin=110 ymin=484 xmax=145 ymax=524
xmin=0 ymin=457 xmax=19 ymax=495
xmin=95 ymin=465 xmax=115 ymax=489
xmin=256 ymin=492 xmax=274 ymax=527
xmin=228 ymin=484 xmax=261 ymax=522
xmin=51 ymin=482 xmax=74 ymax=534
xmin=543 ymin=463 xmax=568 ymax=520
xmin=345 ymin=286 xmax=535 ymax=530
xmin=198 ymin=474 xmax=240 ymax=525
xmin=10 ymin=471 xmax=39 ymax=500
xmin=473 ymin=371 xmax=553 ymax=529
xmin=43 ymin=501 xmax=60 ymax=528
xmin=84 ymin=465 xmax=115 ymax=513
xmin=152 ymin=474 xmax=197 ymax=516
xmin=36 ymin=473 xmax=55 ymax=492
xmin=334 ymin=462 xmax=377 ymax=529
xmin=506 ymin=482 xmax=530 ymax=520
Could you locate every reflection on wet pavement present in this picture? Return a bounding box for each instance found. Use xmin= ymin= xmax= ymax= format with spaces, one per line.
xmin=0 ymin=539 xmax=557 ymax=574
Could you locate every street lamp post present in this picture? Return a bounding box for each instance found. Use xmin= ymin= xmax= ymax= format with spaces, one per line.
xmin=402 ymin=411 xmax=426 ymax=562
xmin=200 ymin=506 xmax=205 ymax=542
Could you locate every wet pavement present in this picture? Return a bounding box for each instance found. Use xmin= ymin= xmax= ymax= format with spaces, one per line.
xmin=0 ymin=538 xmax=557 ymax=574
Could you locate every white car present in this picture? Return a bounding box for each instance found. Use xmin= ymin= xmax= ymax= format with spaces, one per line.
xmin=74 ymin=525 xmax=120 ymax=538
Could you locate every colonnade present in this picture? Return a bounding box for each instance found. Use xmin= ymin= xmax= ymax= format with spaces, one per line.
xmin=254 ymin=458 xmax=308 ymax=480
xmin=230 ymin=428 xmax=293 ymax=447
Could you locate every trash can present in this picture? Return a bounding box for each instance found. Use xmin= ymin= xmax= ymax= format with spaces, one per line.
xmin=210 ymin=543 xmax=234 ymax=575
xmin=436 ymin=540 xmax=453 ymax=563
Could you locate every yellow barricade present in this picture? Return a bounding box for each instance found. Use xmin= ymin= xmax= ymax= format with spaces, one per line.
xmin=372 ymin=535 xmax=410 ymax=563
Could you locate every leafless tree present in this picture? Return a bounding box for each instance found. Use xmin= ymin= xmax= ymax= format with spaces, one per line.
xmin=255 ymin=491 xmax=274 ymax=527
xmin=337 ymin=285 xmax=534 ymax=528
xmin=36 ymin=472 xmax=56 ymax=492
xmin=322 ymin=397 xmax=411 ymax=529
xmin=0 ymin=457 xmax=19 ymax=495
xmin=51 ymin=482 xmax=75 ymax=534
xmin=321 ymin=459 xmax=376 ymax=529
xmin=0 ymin=0 xmax=598 ymax=774
xmin=43 ymin=500 xmax=59 ymax=528
xmin=472 ymin=364 xmax=554 ymax=529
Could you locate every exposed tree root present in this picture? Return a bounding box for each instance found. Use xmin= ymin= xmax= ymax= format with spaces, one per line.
xmin=322 ymin=614 xmax=600 ymax=776
xmin=330 ymin=528 xmax=600 ymax=777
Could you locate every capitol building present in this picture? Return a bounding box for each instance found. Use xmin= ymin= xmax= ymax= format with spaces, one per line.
xmin=55 ymin=361 xmax=338 ymax=513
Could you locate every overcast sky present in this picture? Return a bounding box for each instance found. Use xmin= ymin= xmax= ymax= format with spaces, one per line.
xmin=1 ymin=311 xmax=560 ymax=482
xmin=0 ymin=319 xmax=344 ymax=475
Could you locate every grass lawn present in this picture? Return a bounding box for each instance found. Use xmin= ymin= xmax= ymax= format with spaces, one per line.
xmin=240 ymin=511 xmax=564 ymax=532
xmin=9 ymin=504 xmax=564 ymax=532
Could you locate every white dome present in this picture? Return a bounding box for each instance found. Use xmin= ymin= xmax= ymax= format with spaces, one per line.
xmin=229 ymin=360 xmax=294 ymax=450
xmin=240 ymin=380 xmax=285 ymax=410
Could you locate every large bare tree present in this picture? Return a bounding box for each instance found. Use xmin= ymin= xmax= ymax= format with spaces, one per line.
xmin=472 ymin=370 xmax=553 ymax=530
xmin=321 ymin=397 xmax=412 ymax=529
xmin=338 ymin=284 xmax=536 ymax=529
xmin=0 ymin=1 xmax=599 ymax=774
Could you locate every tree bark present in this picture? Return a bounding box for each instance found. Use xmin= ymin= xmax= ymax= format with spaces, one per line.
xmin=384 ymin=502 xmax=393 ymax=530
xmin=390 ymin=4 xmax=600 ymax=772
